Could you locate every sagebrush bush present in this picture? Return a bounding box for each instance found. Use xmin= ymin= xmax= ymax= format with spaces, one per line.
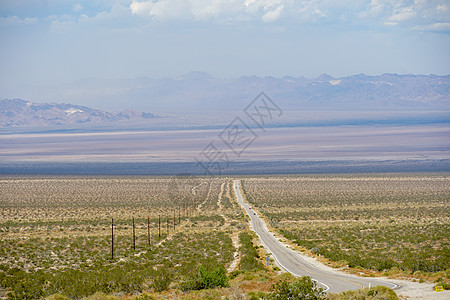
xmin=179 ymin=265 xmax=229 ymax=291
xmin=265 ymin=276 xmax=325 ymax=300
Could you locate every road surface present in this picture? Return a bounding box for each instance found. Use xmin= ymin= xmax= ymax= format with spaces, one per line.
xmin=233 ymin=180 xmax=399 ymax=293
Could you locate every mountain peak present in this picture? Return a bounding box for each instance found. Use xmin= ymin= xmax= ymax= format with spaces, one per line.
xmin=315 ymin=73 xmax=335 ymax=81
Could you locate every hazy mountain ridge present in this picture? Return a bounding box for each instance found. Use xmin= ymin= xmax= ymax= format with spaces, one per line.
xmin=0 ymin=98 xmax=157 ymax=127
xmin=221 ymin=72 xmax=450 ymax=109
xmin=37 ymin=72 xmax=449 ymax=112
xmin=1 ymin=73 xmax=449 ymax=128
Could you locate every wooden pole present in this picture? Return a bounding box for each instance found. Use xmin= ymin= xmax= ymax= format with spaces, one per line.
xmin=132 ymin=217 xmax=136 ymax=250
xmin=166 ymin=215 xmax=169 ymax=236
xmin=158 ymin=214 xmax=161 ymax=237
xmin=147 ymin=217 xmax=151 ymax=246
xmin=111 ymin=217 xmax=114 ymax=260
xmin=173 ymin=210 xmax=176 ymax=230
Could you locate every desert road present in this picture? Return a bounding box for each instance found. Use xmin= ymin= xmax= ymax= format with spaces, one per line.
xmin=233 ymin=180 xmax=399 ymax=294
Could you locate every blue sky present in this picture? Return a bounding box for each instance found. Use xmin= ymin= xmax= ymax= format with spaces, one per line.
xmin=0 ymin=0 xmax=449 ymax=93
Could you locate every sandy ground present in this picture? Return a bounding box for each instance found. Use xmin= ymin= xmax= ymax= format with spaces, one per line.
xmin=388 ymin=279 xmax=449 ymax=299
xmin=217 ymin=182 xmax=241 ymax=273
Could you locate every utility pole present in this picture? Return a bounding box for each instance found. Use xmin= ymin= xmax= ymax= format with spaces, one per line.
xmin=166 ymin=215 xmax=169 ymax=236
xmin=132 ymin=217 xmax=136 ymax=251
xmin=147 ymin=217 xmax=151 ymax=246
xmin=158 ymin=214 xmax=161 ymax=237
xmin=111 ymin=217 xmax=114 ymax=260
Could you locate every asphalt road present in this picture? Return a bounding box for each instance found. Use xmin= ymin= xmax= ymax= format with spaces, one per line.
xmin=233 ymin=180 xmax=399 ymax=294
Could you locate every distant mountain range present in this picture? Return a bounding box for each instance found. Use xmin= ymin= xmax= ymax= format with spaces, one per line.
xmin=0 ymin=99 xmax=157 ymax=127
xmin=1 ymin=73 xmax=449 ymax=128
xmin=31 ymin=72 xmax=448 ymax=112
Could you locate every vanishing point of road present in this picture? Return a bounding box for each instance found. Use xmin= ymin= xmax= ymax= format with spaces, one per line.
xmin=233 ymin=180 xmax=399 ymax=294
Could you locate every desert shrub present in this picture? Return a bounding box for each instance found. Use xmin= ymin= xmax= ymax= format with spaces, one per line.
xmin=132 ymin=294 xmax=158 ymax=300
xmin=150 ymin=268 xmax=173 ymax=292
xmin=83 ymin=292 xmax=119 ymax=300
xmin=239 ymin=232 xmax=265 ymax=272
xmin=45 ymin=294 xmax=70 ymax=300
xmin=179 ymin=265 xmax=229 ymax=291
xmin=265 ymin=276 xmax=324 ymax=300
xmin=247 ymin=291 xmax=267 ymax=299
xmin=229 ymin=270 xmax=244 ymax=279
xmin=5 ymin=269 xmax=49 ymax=300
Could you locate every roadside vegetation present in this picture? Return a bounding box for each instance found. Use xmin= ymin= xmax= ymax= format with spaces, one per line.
xmin=242 ymin=174 xmax=450 ymax=284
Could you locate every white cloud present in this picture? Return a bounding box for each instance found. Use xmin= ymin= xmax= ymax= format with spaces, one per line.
xmin=368 ymin=0 xmax=385 ymax=16
xmin=384 ymin=21 xmax=398 ymax=26
xmin=4 ymin=0 xmax=445 ymax=35
xmin=148 ymin=0 xmax=191 ymax=20
xmin=389 ymin=5 xmax=417 ymax=22
xmin=129 ymin=0 xmax=287 ymax=21
xmin=78 ymin=14 xmax=89 ymax=23
xmin=191 ymin=1 xmax=223 ymax=19
xmin=437 ymin=3 xmax=448 ymax=12
xmin=47 ymin=4 xmax=133 ymax=32
xmin=0 ymin=15 xmax=38 ymax=26
xmin=292 ymin=0 xmax=325 ymax=22
xmin=261 ymin=4 xmax=284 ymax=22
xmin=355 ymin=0 xmax=450 ymax=32
xmin=73 ymin=3 xmax=83 ymax=13
xmin=130 ymin=1 xmax=154 ymax=15
xmin=191 ymin=0 xmax=244 ymax=20
xmin=415 ymin=22 xmax=450 ymax=32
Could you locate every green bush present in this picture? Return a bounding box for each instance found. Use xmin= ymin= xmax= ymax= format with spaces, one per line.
xmin=239 ymin=232 xmax=265 ymax=272
xmin=150 ymin=268 xmax=173 ymax=292
xmin=265 ymin=276 xmax=324 ymax=300
xmin=179 ymin=265 xmax=229 ymax=291
xmin=247 ymin=291 xmax=267 ymax=299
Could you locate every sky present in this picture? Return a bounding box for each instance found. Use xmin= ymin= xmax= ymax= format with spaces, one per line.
xmin=0 ymin=0 xmax=449 ymax=101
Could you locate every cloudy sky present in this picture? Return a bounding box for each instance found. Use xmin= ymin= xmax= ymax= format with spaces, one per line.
xmin=0 ymin=0 xmax=449 ymax=98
